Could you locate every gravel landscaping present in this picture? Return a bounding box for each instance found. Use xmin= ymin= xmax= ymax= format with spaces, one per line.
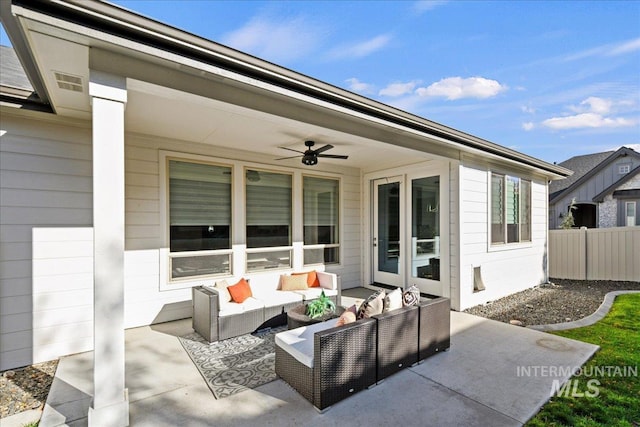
xmin=2 ymin=279 xmax=638 ymax=421
xmin=0 ymin=359 xmax=58 ymax=419
xmin=464 ymin=279 xmax=640 ymax=326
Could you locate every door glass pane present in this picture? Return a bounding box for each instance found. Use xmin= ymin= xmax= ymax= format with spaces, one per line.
xmin=378 ymin=182 xmax=400 ymax=274
xmin=626 ymin=202 xmax=636 ymax=227
xmin=411 ymin=177 xmax=440 ymax=281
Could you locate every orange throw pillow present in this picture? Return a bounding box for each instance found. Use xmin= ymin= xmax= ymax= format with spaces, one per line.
xmin=227 ymin=278 xmax=252 ymax=303
xmin=293 ymin=270 xmax=320 ymax=287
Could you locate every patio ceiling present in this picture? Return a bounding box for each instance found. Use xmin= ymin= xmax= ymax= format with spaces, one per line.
xmin=16 ymin=17 xmax=433 ymax=171
xmin=124 ymin=81 xmax=427 ymax=170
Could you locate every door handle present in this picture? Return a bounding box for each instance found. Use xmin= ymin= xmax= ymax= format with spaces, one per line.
xmin=373 ymin=237 xmax=377 ymax=247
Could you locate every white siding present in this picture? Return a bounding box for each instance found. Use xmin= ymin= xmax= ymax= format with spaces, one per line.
xmin=1 ymin=112 xmax=362 ymax=370
xmin=0 ymin=113 xmax=92 ymax=370
xmin=457 ymin=163 xmax=549 ymax=311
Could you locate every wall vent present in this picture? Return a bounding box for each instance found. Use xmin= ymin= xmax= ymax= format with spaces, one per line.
xmin=54 ymin=72 xmax=83 ymax=93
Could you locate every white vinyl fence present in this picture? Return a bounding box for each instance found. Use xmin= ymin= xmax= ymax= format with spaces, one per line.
xmin=549 ymin=227 xmax=640 ymax=281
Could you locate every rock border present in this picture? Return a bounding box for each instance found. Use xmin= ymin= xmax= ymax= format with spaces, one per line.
xmin=528 ymin=290 xmax=640 ymax=332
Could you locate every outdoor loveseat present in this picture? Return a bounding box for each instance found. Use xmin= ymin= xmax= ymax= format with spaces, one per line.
xmin=275 ymin=296 xmax=451 ymax=411
xmin=192 ymin=271 xmax=339 ymax=343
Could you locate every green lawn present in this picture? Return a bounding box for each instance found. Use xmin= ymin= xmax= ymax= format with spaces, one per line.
xmin=526 ymin=293 xmax=640 ymax=427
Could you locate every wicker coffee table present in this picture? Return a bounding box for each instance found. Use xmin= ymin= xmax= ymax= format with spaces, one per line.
xmin=287 ymin=304 xmax=345 ymax=329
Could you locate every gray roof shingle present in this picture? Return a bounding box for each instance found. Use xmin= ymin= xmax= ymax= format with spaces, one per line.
xmin=0 ymin=45 xmax=33 ymax=91
xmin=549 ymin=150 xmax=614 ymax=198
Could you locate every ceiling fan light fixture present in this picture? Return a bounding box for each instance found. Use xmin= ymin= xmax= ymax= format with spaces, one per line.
xmin=302 ymin=155 xmax=318 ymax=166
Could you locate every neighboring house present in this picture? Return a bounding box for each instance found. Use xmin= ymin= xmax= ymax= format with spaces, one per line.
xmin=549 ymin=147 xmax=640 ymax=229
xmin=0 ymin=1 xmax=569 ymax=423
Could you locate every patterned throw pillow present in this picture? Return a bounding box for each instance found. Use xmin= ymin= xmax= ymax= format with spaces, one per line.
xmin=280 ymin=274 xmax=309 ymax=291
xmin=384 ymin=288 xmax=404 ymax=312
xmin=357 ymin=290 xmax=386 ymax=319
xmin=403 ymin=285 xmax=420 ymax=307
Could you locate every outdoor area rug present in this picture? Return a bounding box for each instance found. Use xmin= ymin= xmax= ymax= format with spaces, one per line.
xmin=178 ymin=326 xmax=286 ymax=398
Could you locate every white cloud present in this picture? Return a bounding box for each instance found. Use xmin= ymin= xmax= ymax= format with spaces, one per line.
xmin=379 ymin=81 xmax=418 ymax=97
xmin=221 ymin=15 xmax=323 ymax=63
xmin=542 ymin=113 xmax=635 ymax=130
xmin=416 ymin=76 xmax=507 ymax=100
xmin=521 ymin=105 xmax=536 ymax=114
xmin=569 ymin=97 xmax=613 ymax=115
xmin=413 ymin=1 xmax=449 ymax=13
xmin=608 ymin=38 xmax=640 ymax=56
xmin=541 ymin=96 xmax=638 ymax=130
xmin=522 ymin=122 xmax=535 ymax=131
xmin=345 ymin=77 xmax=375 ymax=94
xmin=327 ymin=34 xmax=392 ymax=60
xmin=564 ymin=37 xmax=640 ymax=61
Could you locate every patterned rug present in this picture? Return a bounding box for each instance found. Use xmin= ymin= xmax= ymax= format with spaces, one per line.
xmin=179 ymin=326 xmax=286 ymax=399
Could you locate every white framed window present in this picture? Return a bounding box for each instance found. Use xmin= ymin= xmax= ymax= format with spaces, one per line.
xmin=245 ymin=169 xmax=293 ymax=272
xmin=303 ymin=175 xmax=340 ymax=265
xmin=619 ymin=164 xmax=631 ymax=174
xmin=626 ymin=202 xmax=636 ymax=226
xmin=167 ymin=159 xmax=232 ymax=281
xmin=491 ymin=173 xmax=531 ymax=245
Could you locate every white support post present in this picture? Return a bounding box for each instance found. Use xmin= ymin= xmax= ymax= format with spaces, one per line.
xmin=88 ymin=70 xmax=129 ymax=427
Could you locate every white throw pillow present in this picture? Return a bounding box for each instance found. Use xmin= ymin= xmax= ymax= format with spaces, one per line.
xmin=215 ymin=279 xmax=232 ymax=304
xmin=384 ymin=287 xmax=404 ymax=312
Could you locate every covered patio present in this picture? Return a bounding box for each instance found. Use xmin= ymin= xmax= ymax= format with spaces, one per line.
xmin=39 ymin=307 xmax=597 ymax=427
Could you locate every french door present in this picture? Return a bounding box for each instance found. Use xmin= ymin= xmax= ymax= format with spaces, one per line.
xmin=408 ymin=173 xmax=445 ymax=296
xmin=370 ymin=169 xmax=448 ymax=297
xmin=373 ymin=177 xmax=403 ymax=287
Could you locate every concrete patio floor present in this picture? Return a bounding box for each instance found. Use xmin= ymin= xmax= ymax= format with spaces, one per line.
xmin=39 ymin=310 xmax=598 ymax=427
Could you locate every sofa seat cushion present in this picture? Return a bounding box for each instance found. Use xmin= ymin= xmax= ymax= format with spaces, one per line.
xmin=275 ymin=318 xmax=340 ymax=368
xmin=218 ymin=297 xmax=264 ymax=317
xmin=259 ymin=290 xmax=304 ymax=308
xmin=293 ymin=287 xmax=338 ymax=301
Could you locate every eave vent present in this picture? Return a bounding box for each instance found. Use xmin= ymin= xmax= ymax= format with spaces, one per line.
xmin=54 ymin=72 xmax=83 ymax=93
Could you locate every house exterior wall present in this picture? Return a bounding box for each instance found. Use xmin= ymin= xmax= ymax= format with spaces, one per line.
xmin=457 ymin=163 xmax=549 ymax=311
xmin=599 ymin=195 xmax=618 ymax=228
xmin=124 ymin=133 xmax=362 ymax=327
xmin=598 ymin=174 xmax=640 ymax=228
xmin=0 ymin=112 xmax=93 ymax=370
xmin=0 ymin=110 xmax=362 ymax=369
xmin=550 ymin=155 xmax=640 ymax=229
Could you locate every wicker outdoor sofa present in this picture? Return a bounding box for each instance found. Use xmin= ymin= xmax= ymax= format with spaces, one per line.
xmin=275 ymin=296 xmax=451 ymax=411
xmin=192 ymin=271 xmax=339 ymax=343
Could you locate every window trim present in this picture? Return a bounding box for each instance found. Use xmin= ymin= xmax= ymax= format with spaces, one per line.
xmin=159 ymin=150 xmax=343 ymax=290
xmin=625 ymin=201 xmax=636 ymax=227
xmin=619 ymin=164 xmax=631 ymax=174
xmin=162 ymin=155 xmax=235 ymax=285
xmin=488 ymin=171 xmax=533 ymax=250
xmin=302 ymin=174 xmax=342 ymax=266
xmin=244 ymin=167 xmax=294 ymax=271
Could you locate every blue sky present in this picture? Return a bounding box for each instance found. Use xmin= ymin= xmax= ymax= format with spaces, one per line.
xmin=2 ymin=1 xmax=639 ymax=163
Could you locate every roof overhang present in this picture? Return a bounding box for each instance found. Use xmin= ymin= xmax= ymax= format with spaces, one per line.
xmin=1 ymin=0 xmax=571 ymax=177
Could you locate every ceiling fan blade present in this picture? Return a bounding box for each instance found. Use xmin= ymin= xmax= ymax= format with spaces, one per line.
xmin=275 ymin=155 xmax=303 ymax=160
xmin=317 ymin=154 xmax=349 ymax=159
xmin=279 ymin=146 xmax=305 ymax=154
xmin=314 ymin=144 xmax=334 ymax=154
